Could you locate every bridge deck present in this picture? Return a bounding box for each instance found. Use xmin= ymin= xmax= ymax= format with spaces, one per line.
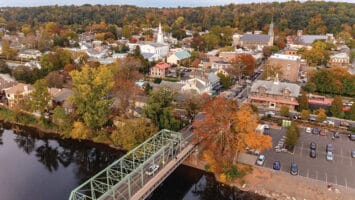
xmin=131 ymin=143 xmax=196 ymax=200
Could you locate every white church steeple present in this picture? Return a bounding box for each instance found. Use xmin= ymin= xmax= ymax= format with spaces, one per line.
xmin=157 ymin=23 xmax=164 ymax=43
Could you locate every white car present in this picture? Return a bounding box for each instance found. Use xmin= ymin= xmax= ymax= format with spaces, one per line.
xmin=326 ymin=152 xmax=334 ymax=161
xmin=305 ymin=127 xmax=312 ymax=133
xmin=256 ymin=154 xmax=265 ymax=166
xmin=145 ymin=164 xmax=159 ymax=176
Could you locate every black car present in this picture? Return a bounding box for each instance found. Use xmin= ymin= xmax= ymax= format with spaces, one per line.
xmin=312 ymin=128 xmax=320 ymax=135
xmin=310 ymin=142 xmax=317 ymax=150
xmin=310 ymin=149 xmax=316 ymax=158
xmin=290 ymin=163 xmax=298 ymax=175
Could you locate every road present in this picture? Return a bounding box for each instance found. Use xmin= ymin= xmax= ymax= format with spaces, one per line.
xmin=261 ymin=128 xmax=355 ymax=189
xmin=258 ymin=107 xmax=355 ymax=128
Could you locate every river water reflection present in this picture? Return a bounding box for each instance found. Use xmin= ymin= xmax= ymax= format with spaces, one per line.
xmin=0 ymin=128 xmax=122 ymax=200
xmin=0 ymin=127 xmax=265 ymax=200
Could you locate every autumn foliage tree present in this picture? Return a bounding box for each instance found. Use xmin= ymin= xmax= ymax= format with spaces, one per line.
xmin=232 ymin=53 xmax=256 ymax=77
xmin=193 ymin=97 xmax=271 ymax=176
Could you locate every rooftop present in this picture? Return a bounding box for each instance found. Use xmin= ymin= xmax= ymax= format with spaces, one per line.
xmin=250 ymin=80 xmax=300 ymax=97
xmin=270 ymin=53 xmax=301 ymax=61
xmin=240 ymin=34 xmax=271 ymax=43
xmin=153 ymin=62 xmax=171 ymax=70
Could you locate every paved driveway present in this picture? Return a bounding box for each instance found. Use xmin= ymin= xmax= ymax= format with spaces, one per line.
xmin=261 ymin=127 xmax=355 ymax=189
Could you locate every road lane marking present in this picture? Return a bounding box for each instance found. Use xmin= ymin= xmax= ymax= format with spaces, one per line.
xmin=325 ymin=172 xmax=328 ymax=183
xmin=335 ymin=175 xmax=338 ymax=185
xmin=345 ymin=177 xmax=348 ymax=188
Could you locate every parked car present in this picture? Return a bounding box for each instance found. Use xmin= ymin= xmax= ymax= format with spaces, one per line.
xmin=326 ymin=151 xmax=334 ymax=161
xmin=256 ymin=154 xmax=265 ymax=166
xmin=319 ymin=130 xmax=326 ymax=136
xmin=309 ymin=116 xmax=316 ymax=121
xmin=326 ymin=144 xmax=334 ymax=152
xmin=323 ymin=120 xmax=335 ymax=126
xmin=273 ymin=161 xmax=281 ymax=170
xmin=305 ymin=127 xmax=312 ymax=134
xmin=333 ymin=132 xmax=340 ymax=138
xmin=310 ymin=149 xmax=317 ymax=158
xmin=145 ymin=164 xmax=159 ymax=176
xmin=340 ymin=121 xmax=350 ymax=127
xmin=290 ymin=163 xmax=298 ymax=175
xmin=310 ymin=142 xmax=317 ymax=150
xmin=312 ymin=128 xmax=320 ymax=135
xmin=293 ymin=115 xmax=300 ymax=119
xmin=349 ymin=134 xmax=355 ymax=141
xmin=265 ymin=111 xmax=275 ymax=117
xmin=351 ymin=151 xmax=355 ymax=158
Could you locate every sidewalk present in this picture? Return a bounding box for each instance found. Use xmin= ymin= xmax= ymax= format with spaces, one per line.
xmin=234 ymin=166 xmax=355 ymax=200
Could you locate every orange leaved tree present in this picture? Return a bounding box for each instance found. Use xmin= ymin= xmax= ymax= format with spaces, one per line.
xmin=193 ymin=97 xmax=272 ymax=174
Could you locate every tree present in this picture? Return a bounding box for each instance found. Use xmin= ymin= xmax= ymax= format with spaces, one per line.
xmin=1 ymin=40 xmax=17 ymax=60
xmin=285 ymin=122 xmax=299 ymax=150
xmin=193 ymin=98 xmax=271 ymax=174
xmin=111 ymin=118 xmax=157 ymax=150
xmin=29 ymin=79 xmax=51 ymax=117
xmin=298 ymin=92 xmax=309 ymax=111
xmin=261 ymin=63 xmax=283 ymax=80
xmin=280 ymin=105 xmax=290 ymax=117
xmin=143 ymin=88 xmax=181 ymax=131
xmin=0 ymin=60 xmax=11 ymax=74
xmin=52 ymin=106 xmax=70 ymax=134
xmin=232 ymin=54 xmax=255 ymax=76
xmin=349 ymin=103 xmax=355 ymax=121
xmin=70 ymin=65 xmax=114 ymax=129
xmin=217 ymin=72 xmax=232 ymax=89
xmin=45 ymin=71 xmax=64 ymax=88
xmin=70 ymin=121 xmax=92 ymax=140
xmin=330 ymin=96 xmax=343 ymax=118
xmin=316 ymin=108 xmax=327 ymax=122
xmin=300 ymin=109 xmax=310 ymax=120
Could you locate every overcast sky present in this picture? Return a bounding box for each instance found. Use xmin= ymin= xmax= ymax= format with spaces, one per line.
xmin=2 ymin=0 xmax=352 ymax=8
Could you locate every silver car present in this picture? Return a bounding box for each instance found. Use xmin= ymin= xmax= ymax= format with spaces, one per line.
xmin=145 ymin=164 xmax=159 ymax=175
xmin=256 ymin=154 xmax=265 ymax=166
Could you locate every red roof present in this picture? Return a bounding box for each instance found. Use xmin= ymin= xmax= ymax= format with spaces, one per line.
xmin=250 ymin=96 xmax=299 ymax=106
xmin=154 ymin=62 xmax=171 ymax=70
xmin=308 ymin=95 xmax=333 ymax=106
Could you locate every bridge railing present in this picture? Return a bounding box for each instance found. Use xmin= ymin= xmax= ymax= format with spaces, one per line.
xmin=69 ymin=129 xmax=193 ymax=200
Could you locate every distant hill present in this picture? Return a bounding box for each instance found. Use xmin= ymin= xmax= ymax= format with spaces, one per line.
xmin=0 ymin=2 xmax=354 ymax=36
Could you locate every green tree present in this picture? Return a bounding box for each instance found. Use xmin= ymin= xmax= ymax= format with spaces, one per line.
xmin=143 ymin=88 xmax=181 ymax=131
xmin=52 ymin=106 xmax=70 ymax=135
xmin=70 ymin=65 xmax=114 ymax=129
xmin=1 ymin=40 xmax=17 ymax=60
xmin=285 ymin=122 xmax=300 ymax=150
xmin=297 ymin=92 xmax=309 ymax=112
xmin=217 ymin=72 xmax=232 ymax=89
xmin=280 ymin=105 xmax=290 ymax=117
xmin=349 ymin=103 xmax=355 ymax=120
xmin=330 ymin=96 xmax=343 ymax=118
xmin=29 ymin=79 xmax=51 ymax=117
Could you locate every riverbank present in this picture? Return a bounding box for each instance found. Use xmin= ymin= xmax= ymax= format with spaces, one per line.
xmin=184 ymin=153 xmax=355 ymax=200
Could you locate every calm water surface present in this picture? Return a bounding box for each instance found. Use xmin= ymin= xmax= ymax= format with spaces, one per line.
xmin=0 ymin=127 xmax=265 ymax=200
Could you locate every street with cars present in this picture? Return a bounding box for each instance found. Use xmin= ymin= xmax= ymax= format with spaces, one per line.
xmin=258 ymin=127 xmax=355 ymax=189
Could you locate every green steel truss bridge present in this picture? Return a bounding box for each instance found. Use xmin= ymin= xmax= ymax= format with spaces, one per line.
xmin=69 ymin=128 xmax=197 ymax=200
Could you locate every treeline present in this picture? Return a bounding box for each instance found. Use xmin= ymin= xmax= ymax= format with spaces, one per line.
xmin=1 ymin=2 xmax=354 ymax=36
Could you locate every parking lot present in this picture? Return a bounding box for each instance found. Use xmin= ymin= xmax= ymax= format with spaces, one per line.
xmin=261 ymin=127 xmax=355 ymax=189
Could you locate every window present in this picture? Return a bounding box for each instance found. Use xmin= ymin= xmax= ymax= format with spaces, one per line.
xmin=269 ymin=102 xmax=276 ymax=108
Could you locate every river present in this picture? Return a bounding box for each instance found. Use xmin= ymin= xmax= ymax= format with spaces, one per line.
xmin=0 ymin=127 xmax=265 ymax=200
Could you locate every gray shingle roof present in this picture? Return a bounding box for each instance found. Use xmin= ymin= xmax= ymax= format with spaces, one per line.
xmin=250 ymin=80 xmax=300 ymax=97
xmin=296 ymin=35 xmax=328 ymax=45
xmin=240 ymin=34 xmax=271 ymax=43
